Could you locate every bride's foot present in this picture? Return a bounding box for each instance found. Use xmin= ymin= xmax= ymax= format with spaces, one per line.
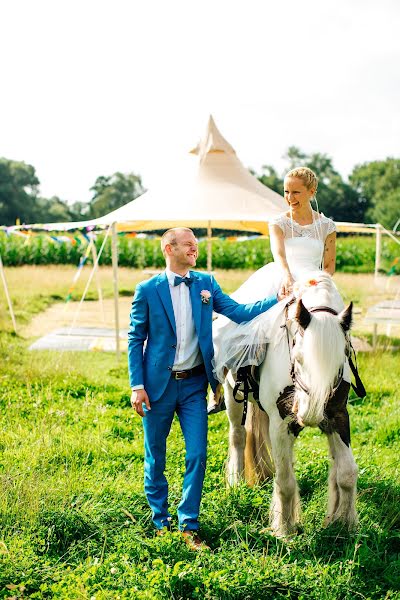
xmin=207 ymin=384 xmax=226 ymax=415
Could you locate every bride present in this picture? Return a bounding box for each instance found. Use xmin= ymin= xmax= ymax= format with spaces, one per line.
xmin=211 ymin=166 xmax=342 ymax=404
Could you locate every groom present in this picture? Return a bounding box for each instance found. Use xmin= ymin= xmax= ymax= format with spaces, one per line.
xmin=128 ymin=227 xmax=278 ymax=548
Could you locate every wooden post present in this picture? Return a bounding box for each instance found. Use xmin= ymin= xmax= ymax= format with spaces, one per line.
xmin=207 ymin=221 xmax=212 ymax=273
xmin=111 ymin=222 xmax=120 ymax=358
xmin=0 ymin=253 xmax=17 ymax=333
xmin=372 ymin=323 xmax=378 ymax=351
xmin=374 ymin=224 xmax=382 ymax=281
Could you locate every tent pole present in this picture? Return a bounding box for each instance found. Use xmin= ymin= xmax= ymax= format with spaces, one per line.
xmin=111 ymin=222 xmax=120 ymax=358
xmin=374 ymin=224 xmax=382 ymax=281
xmin=69 ymin=225 xmax=111 ymax=331
xmin=207 ymin=221 xmax=212 ymax=272
xmin=0 ymin=253 xmax=17 ymax=334
xmin=90 ymin=233 xmax=105 ymax=323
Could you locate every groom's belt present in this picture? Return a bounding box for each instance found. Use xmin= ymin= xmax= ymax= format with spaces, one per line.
xmin=171 ymin=363 xmax=206 ymax=380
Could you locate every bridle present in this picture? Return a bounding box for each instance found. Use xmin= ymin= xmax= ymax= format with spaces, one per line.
xmin=233 ymin=297 xmax=366 ymax=428
xmin=283 ymin=302 xmax=351 ymax=400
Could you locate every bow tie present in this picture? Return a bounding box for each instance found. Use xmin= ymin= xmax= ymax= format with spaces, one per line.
xmin=174 ymin=276 xmax=193 ymax=287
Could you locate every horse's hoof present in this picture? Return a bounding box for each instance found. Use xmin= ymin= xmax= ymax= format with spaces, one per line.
xmin=260 ymin=527 xmax=293 ymax=540
xmin=323 ymin=516 xmax=332 ymax=528
xmin=323 ymin=515 xmax=358 ymax=531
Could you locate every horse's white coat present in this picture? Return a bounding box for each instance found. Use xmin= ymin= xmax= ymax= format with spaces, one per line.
xmin=224 ymin=272 xmax=358 ymax=536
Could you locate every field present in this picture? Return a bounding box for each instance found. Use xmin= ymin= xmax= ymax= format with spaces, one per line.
xmin=0 ymin=267 xmax=399 ymax=599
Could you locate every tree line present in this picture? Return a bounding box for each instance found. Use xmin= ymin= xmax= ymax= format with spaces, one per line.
xmin=1 ymin=148 xmax=399 ymax=229
xmin=0 ymin=162 xmax=145 ymax=227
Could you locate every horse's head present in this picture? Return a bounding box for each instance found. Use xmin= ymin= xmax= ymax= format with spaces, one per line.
xmin=287 ymin=276 xmax=353 ymax=427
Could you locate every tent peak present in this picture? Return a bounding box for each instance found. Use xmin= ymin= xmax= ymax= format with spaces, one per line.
xmin=190 ymin=114 xmax=236 ymax=160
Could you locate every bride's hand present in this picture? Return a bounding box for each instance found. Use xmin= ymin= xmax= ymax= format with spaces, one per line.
xmin=279 ymin=273 xmax=294 ymax=297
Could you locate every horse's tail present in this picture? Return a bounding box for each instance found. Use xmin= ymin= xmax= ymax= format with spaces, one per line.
xmin=244 ymin=402 xmax=274 ymax=484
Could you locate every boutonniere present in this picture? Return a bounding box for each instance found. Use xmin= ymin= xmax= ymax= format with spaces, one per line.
xmin=200 ymin=290 xmax=211 ymax=304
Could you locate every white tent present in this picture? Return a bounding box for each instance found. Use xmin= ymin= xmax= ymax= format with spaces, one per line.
xmin=18 ymin=115 xmax=286 ymax=235
xmin=93 ymin=115 xmax=286 ymax=234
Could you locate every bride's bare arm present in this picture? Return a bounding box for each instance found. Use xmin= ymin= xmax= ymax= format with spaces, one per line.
xmin=324 ymin=232 xmax=336 ymax=275
xmin=270 ymin=224 xmax=294 ymax=294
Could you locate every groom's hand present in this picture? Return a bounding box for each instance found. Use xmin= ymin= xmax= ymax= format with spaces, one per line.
xmin=131 ymin=389 xmax=151 ymax=417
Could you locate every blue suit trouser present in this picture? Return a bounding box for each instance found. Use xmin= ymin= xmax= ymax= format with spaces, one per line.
xmin=142 ymin=372 xmax=208 ymax=530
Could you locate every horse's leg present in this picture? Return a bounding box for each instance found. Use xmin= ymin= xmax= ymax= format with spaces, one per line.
xmin=268 ymin=411 xmax=301 ymax=537
xmin=224 ymin=377 xmax=246 ymax=486
xmin=244 ymin=403 xmax=274 ymax=485
xmin=325 ymin=431 xmax=358 ymax=528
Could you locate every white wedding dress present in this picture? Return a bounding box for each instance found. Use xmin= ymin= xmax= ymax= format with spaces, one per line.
xmin=212 ymin=213 xmax=339 ymax=382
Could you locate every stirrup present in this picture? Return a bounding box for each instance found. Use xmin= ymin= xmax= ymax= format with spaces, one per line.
xmin=233 ymin=366 xmax=260 ymax=402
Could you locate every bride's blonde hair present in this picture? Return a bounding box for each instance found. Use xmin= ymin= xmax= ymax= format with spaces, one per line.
xmin=285 ymin=167 xmax=318 ymax=192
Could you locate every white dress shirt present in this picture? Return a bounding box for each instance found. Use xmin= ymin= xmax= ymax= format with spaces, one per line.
xmin=165 ymin=268 xmax=203 ymax=371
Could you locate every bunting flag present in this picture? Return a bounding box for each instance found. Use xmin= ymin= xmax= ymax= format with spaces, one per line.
xmin=388 ymin=257 xmax=400 ymax=276
xmin=22 ymin=232 xmax=33 ymax=246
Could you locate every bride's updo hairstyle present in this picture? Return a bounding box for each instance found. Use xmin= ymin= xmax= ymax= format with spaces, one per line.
xmin=285 ymin=167 xmax=318 ymax=193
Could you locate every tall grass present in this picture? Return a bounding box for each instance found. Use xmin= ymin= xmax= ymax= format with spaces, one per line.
xmin=0 ymin=335 xmax=399 ymax=599
xmin=0 ymin=270 xmax=399 ymax=598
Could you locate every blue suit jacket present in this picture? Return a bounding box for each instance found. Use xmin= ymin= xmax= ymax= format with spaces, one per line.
xmin=128 ymin=270 xmax=277 ymax=402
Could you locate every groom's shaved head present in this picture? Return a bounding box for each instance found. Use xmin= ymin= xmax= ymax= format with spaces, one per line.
xmin=161 ymin=227 xmax=195 ymax=256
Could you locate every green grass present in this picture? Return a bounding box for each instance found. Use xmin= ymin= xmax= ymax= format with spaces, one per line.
xmin=0 ymin=269 xmax=399 ymax=599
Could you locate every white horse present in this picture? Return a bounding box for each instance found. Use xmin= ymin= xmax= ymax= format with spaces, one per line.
xmin=224 ymin=272 xmax=358 ymax=537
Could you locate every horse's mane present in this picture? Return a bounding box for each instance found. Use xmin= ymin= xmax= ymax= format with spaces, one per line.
xmin=292 ymin=272 xmax=347 ymax=426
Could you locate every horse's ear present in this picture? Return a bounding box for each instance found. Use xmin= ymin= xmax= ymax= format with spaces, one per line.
xmin=339 ymin=301 xmax=353 ymax=332
xmin=295 ymin=299 xmax=311 ymax=330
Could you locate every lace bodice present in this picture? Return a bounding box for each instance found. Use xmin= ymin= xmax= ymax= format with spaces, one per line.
xmin=270 ymin=213 xmax=336 ymax=241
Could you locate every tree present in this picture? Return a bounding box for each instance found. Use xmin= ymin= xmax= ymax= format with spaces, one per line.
xmin=0 ymin=158 xmax=40 ymax=225
xmin=349 ymin=158 xmax=400 ymax=229
xmin=35 ymin=196 xmax=82 ymax=223
xmin=283 ymin=146 xmax=307 ymax=171
xmin=88 ymin=172 xmax=145 ymax=218
xmin=256 ymin=147 xmax=369 ymax=223
xmin=304 ymin=152 xmax=366 ymax=222
xmin=251 ymin=165 xmax=283 ymax=195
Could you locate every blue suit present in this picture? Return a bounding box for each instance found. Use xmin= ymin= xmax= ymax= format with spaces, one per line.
xmin=128 ymin=270 xmax=277 ymax=530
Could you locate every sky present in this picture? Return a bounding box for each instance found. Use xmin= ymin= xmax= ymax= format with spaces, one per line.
xmin=1 ymin=0 xmax=399 ymax=205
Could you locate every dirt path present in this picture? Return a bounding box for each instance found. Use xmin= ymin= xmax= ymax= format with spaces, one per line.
xmin=21 ymin=298 xmax=133 ymax=339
